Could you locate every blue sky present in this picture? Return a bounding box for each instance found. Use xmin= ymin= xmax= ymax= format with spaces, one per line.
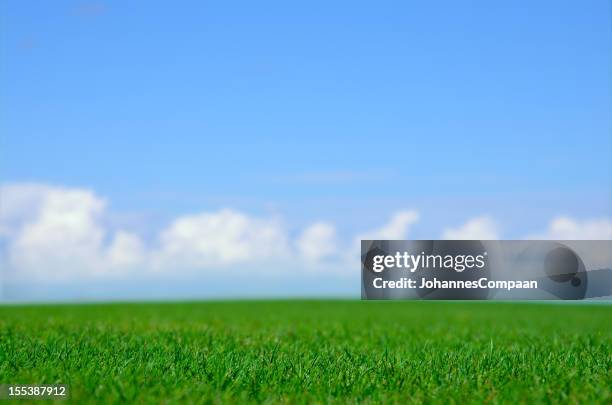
xmin=1 ymin=1 xmax=611 ymax=300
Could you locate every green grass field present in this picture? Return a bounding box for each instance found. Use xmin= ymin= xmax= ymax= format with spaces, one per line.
xmin=0 ymin=301 xmax=610 ymax=404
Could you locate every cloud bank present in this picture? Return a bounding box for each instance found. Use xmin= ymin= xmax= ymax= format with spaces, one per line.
xmin=1 ymin=183 xmax=610 ymax=288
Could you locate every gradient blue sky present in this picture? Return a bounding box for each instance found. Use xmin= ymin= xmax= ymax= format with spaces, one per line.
xmin=1 ymin=1 xmax=611 ymax=300
xmin=2 ymin=1 xmax=611 ymax=227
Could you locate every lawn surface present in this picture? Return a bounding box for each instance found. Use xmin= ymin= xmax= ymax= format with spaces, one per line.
xmin=0 ymin=301 xmax=610 ymax=403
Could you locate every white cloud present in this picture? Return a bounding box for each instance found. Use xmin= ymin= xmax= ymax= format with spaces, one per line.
xmin=442 ymin=216 xmax=499 ymax=240
xmin=0 ymin=183 xmax=59 ymax=237
xmin=4 ymin=184 xmax=107 ymax=279
xmin=296 ymin=222 xmax=337 ymax=262
xmin=107 ymin=231 xmax=146 ymax=269
xmin=527 ymin=216 xmax=612 ymax=240
xmin=0 ymin=183 xmax=147 ymax=281
xmin=348 ymin=211 xmax=420 ymax=266
xmin=153 ymin=209 xmax=290 ymax=270
xmin=357 ymin=211 xmax=420 ymax=241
